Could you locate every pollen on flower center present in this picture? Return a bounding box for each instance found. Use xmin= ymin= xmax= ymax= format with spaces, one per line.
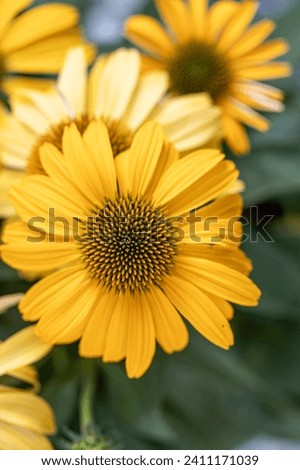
xmin=167 ymin=41 xmax=232 ymax=101
xmin=26 ymin=115 xmax=134 ymax=175
xmin=80 ymin=194 xmax=178 ymax=293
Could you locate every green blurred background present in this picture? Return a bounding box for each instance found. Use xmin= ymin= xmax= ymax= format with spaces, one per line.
xmin=1 ymin=0 xmax=300 ymax=450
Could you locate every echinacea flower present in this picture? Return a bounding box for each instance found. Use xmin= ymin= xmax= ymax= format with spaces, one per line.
xmin=0 ymin=46 xmax=220 ymax=217
xmin=125 ymin=0 xmax=292 ymax=155
xmin=0 ymin=325 xmax=55 ymax=449
xmin=1 ymin=121 xmax=261 ymax=378
xmin=0 ymin=0 xmax=95 ymax=107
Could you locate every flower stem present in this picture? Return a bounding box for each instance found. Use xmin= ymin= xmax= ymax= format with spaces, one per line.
xmin=79 ymin=360 xmax=97 ymax=436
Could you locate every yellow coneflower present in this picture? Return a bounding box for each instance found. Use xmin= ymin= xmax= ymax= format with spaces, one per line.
xmin=0 ymin=46 xmax=220 ymax=217
xmin=125 ymin=0 xmax=292 ymax=155
xmin=0 ymin=0 xmax=94 ymax=104
xmin=1 ymin=121 xmax=260 ymax=378
xmin=0 ymin=325 xmax=55 ymax=449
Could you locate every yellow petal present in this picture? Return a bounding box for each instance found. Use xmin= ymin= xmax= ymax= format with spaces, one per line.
xmin=122 ymin=70 xmax=168 ymax=130
xmin=57 ymin=47 xmax=87 ymax=116
xmin=124 ymin=15 xmax=174 ymax=58
xmin=148 ymin=286 xmax=189 ymax=354
xmin=8 ymin=365 xmax=39 ymax=391
xmin=175 ymin=256 xmax=261 ymax=306
xmin=144 ymin=141 xmax=179 ymax=198
xmin=152 ymin=149 xmax=224 ymax=206
xmin=103 ymin=293 xmax=130 ymax=363
xmin=0 ymin=168 xmax=23 ymax=218
xmin=114 ymin=150 xmax=130 ymax=196
xmin=0 ymin=326 xmax=51 ymax=377
xmin=207 ymin=0 xmax=239 ymax=40
xmin=39 ymin=143 xmax=86 ymax=198
xmin=19 ymin=266 xmax=86 ymax=322
xmin=228 ymin=19 xmax=275 ymax=59
xmin=218 ymin=1 xmax=259 ymax=51
xmin=34 ymin=271 xmax=98 ymax=344
xmin=0 ymin=0 xmax=32 ymax=38
xmin=80 ymin=290 xmax=118 ymax=357
xmin=82 ymin=121 xmax=117 ymax=199
xmin=236 ymin=62 xmax=292 ymax=80
xmin=0 ymin=421 xmax=53 ymax=450
xmin=140 ymin=55 xmax=166 ymax=73
xmin=189 ymin=0 xmax=207 ymax=38
xmin=205 ymin=293 xmax=234 ymax=320
xmin=155 ymin=0 xmax=191 ymax=42
xmin=0 ymin=388 xmax=55 ymax=434
xmin=9 ymin=175 xmax=87 ymax=235
xmin=237 ymin=39 xmax=290 ymax=64
xmin=62 ymin=123 xmax=110 ymax=205
xmin=232 ymin=80 xmax=284 ymax=112
xmin=128 ymin=121 xmax=165 ymax=195
xmin=163 ymin=274 xmax=234 ymax=349
xmin=222 ymin=114 xmax=250 ymax=155
xmin=3 ymin=76 xmax=53 ymax=96
xmin=150 ymin=93 xmax=221 ymax=152
xmin=181 ymin=217 xmax=242 ymax=247
xmin=126 ymin=293 xmax=156 ymax=379
xmin=197 ymin=193 xmax=243 ymax=219
xmin=92 ymin=49 xmax=141 ymax=121
xmin=11 ymin=97 xmax=51 ymax=134
xmin=181 ymin=245 xmax=253 ymax=275
xmin=5 ymin=29 xmax=95 ymax=74
xmin=1 ymin=4 xmax=79 ymax=53
xmin=88 ymin=53 xmax=108 ymax=116
xmin=166 ymin=160 xmax=239 ymax=216
xmin=223 ymin=96 xmax=270 ymax=132
xmin=1 ymin=239 xmax=79 ymax=272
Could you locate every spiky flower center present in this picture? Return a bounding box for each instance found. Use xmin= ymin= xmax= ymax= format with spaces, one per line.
xmin=80 ymin=194 xmax=178 ymax=293
xmin=26 ymin=115 xmax=133 ymax=175
xmin=167 ymin=41 xmax=232 ymax=100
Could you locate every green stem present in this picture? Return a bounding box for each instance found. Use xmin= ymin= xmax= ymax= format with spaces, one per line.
xmin=79 ymin=360 xmax=97 ymax=436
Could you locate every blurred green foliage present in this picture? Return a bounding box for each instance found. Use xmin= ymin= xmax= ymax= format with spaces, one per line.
xmin=1 ymin=0 xmax=300 ymax=450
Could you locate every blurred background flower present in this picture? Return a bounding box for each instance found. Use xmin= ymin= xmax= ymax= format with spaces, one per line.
xmin=0 ymin=0 xmax=300 ymax=451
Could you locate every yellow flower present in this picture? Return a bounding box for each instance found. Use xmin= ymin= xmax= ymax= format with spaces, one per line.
xmin=0 ymin=0 xmax=94 ymax=105
xmin=1 ymin=121 xmax=261 ymax=378
xmin=125 ymin=0 xmax=292 ymax=155
xmin=0 ymin=46 xmax=220 ymax=217
xmin=0 ymin=325 xmax=55 ymax=449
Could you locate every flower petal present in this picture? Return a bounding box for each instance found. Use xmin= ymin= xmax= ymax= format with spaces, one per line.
xmin=80 ymin=290 xmax=118 ymax=358
xmin=1 ymin=4 xmax=79 ymax=53
xmin=122 ymin=71 xmax=168 ymax=130
xmin=126 ymin=292 xmax=156 ymax=378
xmin=152 ymin=149 xmax=224 ymax=206
xmin=155 ymin=0 xmax=191 ymax=42
xmin=163 ymin=274 xmax=234 ymax=349
xmin=57 ymin=47 xmax=87 ymax=116
xmin=34 ymin=271 xmax=98 ymax=344
xmin=175 ymin=256 xmax=261 ymax=306
xmin=148 ymin=286 xmax=188 ymax=354
xmin=0 ymin=0 xmax=32 ymax=38
xmin=103 ymin=293 xmax=130 ymax=362
xmin=125 ymin=16 xmax=174 ymax=58
xmin=0 ymin=326 xmax=51 ymax=377
xmin=0 ymin=388 xmax=55 ymax=435
xmin=90 ymin=49 xmax=141 ymax=120
xmin=127 ymin=121 xmax=165 ymax=195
